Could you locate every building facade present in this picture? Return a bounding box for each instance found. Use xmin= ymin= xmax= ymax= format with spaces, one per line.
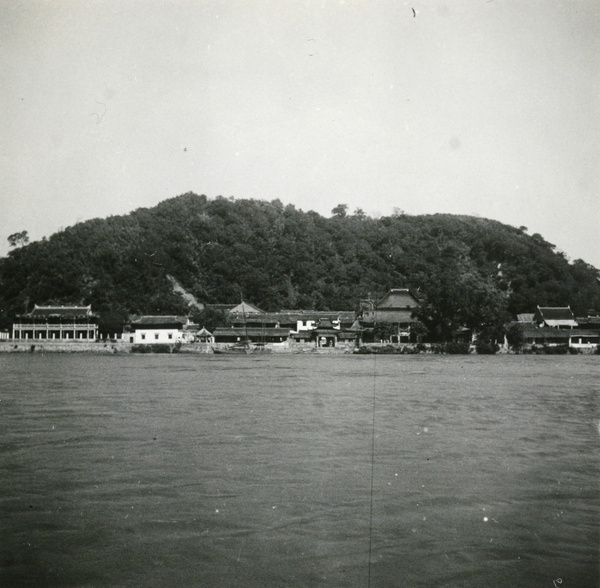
xmin=125 ymin=316 xmax=198 ymax=344
xmin=12 ymin=305 xmax=98 ymax=341
xmin=360 ymin=289 xmax=420 ymax=343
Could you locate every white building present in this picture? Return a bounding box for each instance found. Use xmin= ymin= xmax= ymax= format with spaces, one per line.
xmin=126 ymin=316 xmax=198 ymax=344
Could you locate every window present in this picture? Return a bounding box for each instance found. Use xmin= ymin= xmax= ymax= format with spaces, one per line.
xmin=141 ymin=334 xmax=146 ymax=340
xmin=155 ymin=333 xmax=159 ymax=340
xmin=168 ymin=334 xmax=173 ymax=340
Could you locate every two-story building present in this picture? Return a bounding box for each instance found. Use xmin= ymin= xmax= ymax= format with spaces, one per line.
xmin=12 ymin=305 xmax=98 ymax=341
xmin=360 ymin=288 xmax=420 ymax=343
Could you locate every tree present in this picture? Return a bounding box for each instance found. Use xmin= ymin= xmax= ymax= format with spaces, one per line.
xmin=0 ymin=194 xmax=598 ymax=324
xmin=475 ymin=326 xmax=500 ymax=354
xmin=331 ymin=204 xmax=348 ymax=218
xmin=505 ymin=323 xmax=525 ymax=352
xmin=414 ymin=262 xmax=509 ymax=342
xmin=373 ymin=322 xmax=397 ymax=342
xmin=189 ymin=307 xmax=230 ymax=332
xmin=410 ymin=320 xmax=428 ymax=342
xmin=98 ymin=309 xmax=129 ymax=338
xmin=8 ymin=230 xmax=29 ymax=248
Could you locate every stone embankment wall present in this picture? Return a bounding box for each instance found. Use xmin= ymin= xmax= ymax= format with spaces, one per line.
xmin=1 ymin=341 xmax=213 ymax=354
xmin=174 ymin=343 xmax=213 ymax=354
xmin=0 ymin=341 xmax=133 ymax=354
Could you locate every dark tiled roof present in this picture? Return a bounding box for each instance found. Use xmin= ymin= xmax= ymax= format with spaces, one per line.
xmin=535 ymin=307 xmax=575 ymax=321
xmin=569 ymin=330 xmax=600 ymax=338
xmin=520 ymin=327 xmax=600 ymax=340
xmin=278 ymin=310 xmax=355 ymax=319
xmin=361 ymin=309 xmax=417 ymax=324
xmin=522 ymin=326 xmax=571 ymax=339
xmin=130 ymin=316 xmax=188 ymax=326
xmin=232 ymin=311 xmax=356 ymax=327
xmin=228 ymin=301 xmax=265 ymax=315
xmin=576 ymin=316 xmax=600 ymax=326
xmin=29 ymin=305 xmax=93 ymax=318
xmin=213 ymin=327 xmax=290 ymax=336
xmin=516 ymin=313 xmax=534 ymax=323
xmin=376 ymin=289 xmax=420 ymax=309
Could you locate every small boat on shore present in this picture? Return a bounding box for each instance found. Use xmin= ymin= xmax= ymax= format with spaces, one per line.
xmin=212 ymin=297 xmax=273 ymax=355
xmin=213 ymin=343 xmax=251 ymax=355
xmin=213 ymin=343 xmax=272 ymax=355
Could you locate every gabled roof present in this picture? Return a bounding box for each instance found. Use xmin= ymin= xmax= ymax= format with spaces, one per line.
xmin=534 ymin=306 xmax=578 ymax=327
xmin=516 ymin=313 xmax=535 ymax=323
xmin=376 ymin=289 xmax=420 ymax=309
xmin=535 ymin=307 xmax=575 ymax=321
xmin=197 ymin=327 xmax=213 ymax=336
xmin=228 ymin=301 xmax=265 ymax=315
xmin=29 ymin=304 xmax=93 ymax=318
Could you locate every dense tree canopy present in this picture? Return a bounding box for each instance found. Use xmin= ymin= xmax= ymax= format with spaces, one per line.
xmin=1 ymin=193 xmax=599 ymax=339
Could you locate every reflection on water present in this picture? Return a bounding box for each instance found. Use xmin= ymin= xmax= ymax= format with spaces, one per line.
xmin=0 ymin=354 xmax=598 ymax=586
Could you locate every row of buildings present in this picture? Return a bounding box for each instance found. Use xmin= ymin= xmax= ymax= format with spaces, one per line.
xmin=7 ymin=289 xmax=600 ymax=351
xmin=9 ymin=289 xmax=419 ymax=348
xmin=514 ymin=307 xmax=600 ymax=350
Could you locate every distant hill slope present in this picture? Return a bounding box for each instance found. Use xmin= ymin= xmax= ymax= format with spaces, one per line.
xmin=1 ymin=193 xmax=599 ymax=334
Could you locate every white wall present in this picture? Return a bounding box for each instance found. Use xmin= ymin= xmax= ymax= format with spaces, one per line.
xmin=133 ymin=329 xmax=182 ymax=344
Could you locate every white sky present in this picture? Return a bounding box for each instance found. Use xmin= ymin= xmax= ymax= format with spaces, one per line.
xmin=1 ymin=0 xmax=599 ymax=267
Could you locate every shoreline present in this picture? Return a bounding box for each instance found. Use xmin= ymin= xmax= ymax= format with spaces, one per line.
xmin=0 ymin=341 xmax=131 ymax=354
xmin=0 ymin=340 xmax=597 ymax=355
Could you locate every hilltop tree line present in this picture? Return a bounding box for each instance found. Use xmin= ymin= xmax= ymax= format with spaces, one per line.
xmin=1 ymin=193 xmax=599 ymax=340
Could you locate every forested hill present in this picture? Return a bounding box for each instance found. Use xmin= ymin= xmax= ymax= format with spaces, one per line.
xmin=1 ymin=193 xmax=599 ymax=332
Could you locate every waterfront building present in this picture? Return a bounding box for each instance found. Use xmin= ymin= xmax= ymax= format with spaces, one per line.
xmin=218 ymin=300 xmax=357 ymax=347
xmin=521 ymin=326 xmax=599 ymax=350
xmin=360 ymin=288 xmax=420 ymax=343
xmin=212 ymin=326 xmax=290 ymax=344
xmin=125 ymin=316 xmax=198 ymax=344
xmin=533 ymin=306 xmax=578 ymax=329
xmin=12 ymin=305 xmax=98 ymax=341
xmin=196 ymin=327 xmax=214 ymax=343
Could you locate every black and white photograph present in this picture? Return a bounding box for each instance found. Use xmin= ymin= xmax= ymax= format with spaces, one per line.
xmin=1 ymin=1 xmax=598 ymax=586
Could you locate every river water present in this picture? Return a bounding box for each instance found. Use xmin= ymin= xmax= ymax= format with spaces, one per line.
xmin=0 ymin=354 xmax=598 ymax=587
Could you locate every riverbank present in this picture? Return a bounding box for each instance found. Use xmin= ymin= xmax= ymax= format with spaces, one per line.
xmin=0 ymin=341 xmax=132 ymax=354
xmin=0 ymin=340 xmax=597 ymax=355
